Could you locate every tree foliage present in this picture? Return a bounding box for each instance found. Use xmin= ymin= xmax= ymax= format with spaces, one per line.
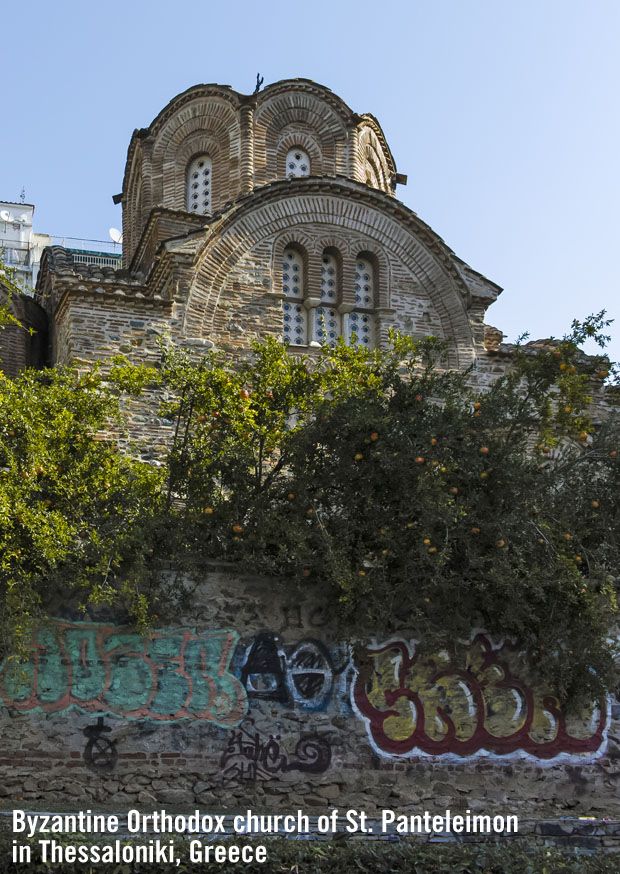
xmin=0 ymin=256 xmax=26 ymax=331
xmin=1 ymin=313 xmax=619 ymax=701
xmin=0 ymin=365 xmax=162 ymax=658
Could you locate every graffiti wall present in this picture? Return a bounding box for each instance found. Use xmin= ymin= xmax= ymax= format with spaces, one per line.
xmin=0 ymin=570 xmax=617 ymax=814
xmin=353 ymin=635 xmax=608 ymax=759
xmin=0 ymin=624 xmax=245 ymax=725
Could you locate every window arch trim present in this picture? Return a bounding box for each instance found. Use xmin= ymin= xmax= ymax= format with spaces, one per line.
xmin=275 ymin=130 xmax=323 ymax=181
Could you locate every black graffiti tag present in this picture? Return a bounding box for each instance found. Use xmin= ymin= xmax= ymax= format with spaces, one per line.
xmin=83 ymin=717 xmax=118 ymax=772
xmin=220 ymin=717 xmax=331 ymax=782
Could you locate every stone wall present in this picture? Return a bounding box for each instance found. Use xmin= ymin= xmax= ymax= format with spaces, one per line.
xmin=0 ymin=566 xmax=617 ymax=818
xmin=0 ymin=290 xmax=47 ymax=377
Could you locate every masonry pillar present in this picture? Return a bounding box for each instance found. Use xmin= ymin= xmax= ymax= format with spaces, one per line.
xmin=239 ymin=99 xmax=255 ymax=195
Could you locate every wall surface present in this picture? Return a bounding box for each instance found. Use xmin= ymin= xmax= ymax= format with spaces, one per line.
xmin=0 ymin=567 xmax=617 ymax=817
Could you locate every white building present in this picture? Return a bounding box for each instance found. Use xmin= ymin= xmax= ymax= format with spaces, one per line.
xmin=1 ymin=200 xmax=122 ymax=293
xmin=0 ymin=201 xmax=51 ymax=292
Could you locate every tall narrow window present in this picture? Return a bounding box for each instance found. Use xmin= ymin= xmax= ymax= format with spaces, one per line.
xmin=345 ymin=310 xmax=374 ymax=347
xmin=354 ymin=258 xmax=374 ymax=309
xmin=312 ymin=306 xmax=341 ymax=347
xmin=282 ymin=248 xmax=307 ymax=345
xmin=186 ymin=155 xmax=212 ymax=214
xmin=320 ymin=253 xmax=338 ymax=304
xmin=286 ymin=148 xmax=311 ymax=178
xmin=345 ymin=257 xmax=375 ymax=347
xmin=311 ymin=250 xmax=340 ymax=346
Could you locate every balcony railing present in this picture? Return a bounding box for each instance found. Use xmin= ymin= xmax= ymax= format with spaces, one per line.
xmin=0 ymin=242 xmax=30 ymax=266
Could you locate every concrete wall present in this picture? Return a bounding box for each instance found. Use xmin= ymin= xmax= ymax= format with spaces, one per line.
xmin=0 ymin=567 xmax=617 ymax=817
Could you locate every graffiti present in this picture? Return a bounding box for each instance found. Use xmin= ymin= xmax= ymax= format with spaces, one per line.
xmin=0 ymin=622 xmax=247 ymax=726
xmin=220 ymin=717 xmax=331 ymax=781
xmin=240 ymin=632 xmax=288 ymax=703
xmin=83 ymin=717 xmax=117 ymax=772
xmin=2 ymin=617 xmax=605 ymax=763
xmin=353 ymin=634 xmax=608 ymax=759
xmin=239 ymin=633 xmax=350 ymax=710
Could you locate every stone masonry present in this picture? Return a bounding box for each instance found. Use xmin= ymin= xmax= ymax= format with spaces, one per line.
xmin=0 ymin=567 xmax=618 ymax=819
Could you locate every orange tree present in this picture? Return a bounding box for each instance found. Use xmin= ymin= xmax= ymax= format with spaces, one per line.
xmin=1 ymin=312 xmax=619 ymax=702
xmin=107 ymin=313 xmax=620 ymax=702
xmin=0 ymin=365 xmax=163 ymax=658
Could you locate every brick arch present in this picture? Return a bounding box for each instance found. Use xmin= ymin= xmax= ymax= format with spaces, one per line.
xmin=170 ymin=133 xmax=226 ymax=213
xmin=355 ymin=125 xmax=393 ymax=194
xmin=273 ymin=230 xmax=314 ymax=299
xmin=182 ymin=184 xmax=474 ymax=369
xmin=313 ymin=234 xmax=348 ymax=254
xmin=150 ymin=97 xmax=241 ymax=210
xmin=146 ymin=84 xmax=241 ymax=140
xmin=254 ymin=91 xmax=349 ymax=186
xmin=257 ymin=79 xmax=355 ymax=125
xmin=275 ymin=129 xmax=324 ymax=179
xmin=348 ymin=238 xmax=390 ymax=309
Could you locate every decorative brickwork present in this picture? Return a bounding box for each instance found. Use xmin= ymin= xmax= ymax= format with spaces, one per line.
xmin=16 ymin=77 xmax=502 ymax=388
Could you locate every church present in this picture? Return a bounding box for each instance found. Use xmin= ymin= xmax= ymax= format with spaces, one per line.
xmin=2 ymin=78 xmax=504 ymax=378
xmin=2 ymin=80 xmax=619 ymax=829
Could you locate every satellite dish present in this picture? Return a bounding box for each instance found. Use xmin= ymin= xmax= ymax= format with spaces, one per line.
xmin=18 ymin=214 xmax=29 ymax=224
xmin=0 ymin=210 xmax=10 ymax=222
xmin=109 ymin=227 xmax=123 ymax=244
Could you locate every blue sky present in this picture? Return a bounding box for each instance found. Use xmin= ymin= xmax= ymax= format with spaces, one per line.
xmin=3 ymin=0 xmax=619 ymax=359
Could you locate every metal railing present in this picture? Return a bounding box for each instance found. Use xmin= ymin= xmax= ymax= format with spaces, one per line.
xmin=0 ymin=242 xmax=30 ymax=265
xmin=51 ymin=235 xmax=121 ymax=254
xmin=70 ymin=252 xmax=122 ymax=270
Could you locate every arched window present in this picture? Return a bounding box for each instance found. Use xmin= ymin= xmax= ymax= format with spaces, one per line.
xmin=186 ymin=155 xmax=213 ymax=214
xmin=286 ymin=148 xmax=311 ymax=179
xmin=320 ymin=253 xmax=338 ymax=304
xmin=345 ymin=257 xmax=375 ymax=347
xmin=282 ymin=248 xmax=307 ymax=345
xmin=310 ymin=250 xmax=340 ymax=346
xmin=354 ymin=258 xmax=374 ymax=309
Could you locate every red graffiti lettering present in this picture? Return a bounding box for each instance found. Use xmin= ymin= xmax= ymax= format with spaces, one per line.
xmin=353 ymin=635 xmax=607 ymax=759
